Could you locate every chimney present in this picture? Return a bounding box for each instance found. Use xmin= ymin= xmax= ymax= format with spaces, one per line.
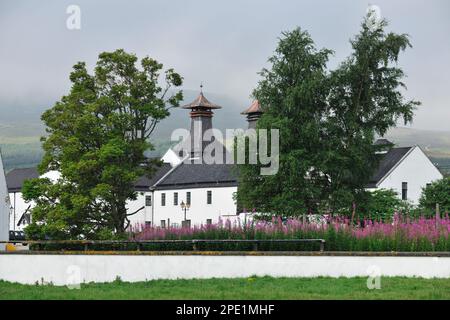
xmin=241 ymin=100 xmax=263 ymax=129
xmin=180 ymin=87 xmax=222 ymax=159
xmin=374 ymin=138 xmax=394 ymax=154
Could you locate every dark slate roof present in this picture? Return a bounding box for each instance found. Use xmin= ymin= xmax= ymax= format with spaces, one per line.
xmin=6 ymin=164 xmax=174 ymax=192
xmin=154 ymin=162 xmax=238 ymax=190
xmin=366 ymin=147 xmax=413 ymax=188
xmin=6 ymin=167 xmax=39 ymax=192
xmin=134 ymin=163 xmax=173 ymax=191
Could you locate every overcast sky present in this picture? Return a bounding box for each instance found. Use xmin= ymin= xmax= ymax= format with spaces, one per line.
xmin=0 ymin=0 xmax=449 ymax=131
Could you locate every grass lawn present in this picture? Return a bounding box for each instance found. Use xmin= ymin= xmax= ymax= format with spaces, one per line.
xmin=1 ymin=277 xmax=450 ymax=300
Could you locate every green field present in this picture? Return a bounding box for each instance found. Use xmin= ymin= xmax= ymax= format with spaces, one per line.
xmin=1 ymin=277 xmax=450 ymax=300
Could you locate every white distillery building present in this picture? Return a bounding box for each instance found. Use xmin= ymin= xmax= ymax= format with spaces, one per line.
xmin=365 ymin=140 xmax=443 ymax=205
xmin=5 ymin=91 xmax=240 ymax=231
xmin=3 ymin=91 xmax=444 ymax=232
xmin=5 ymin=163 xmax=238 ymax=231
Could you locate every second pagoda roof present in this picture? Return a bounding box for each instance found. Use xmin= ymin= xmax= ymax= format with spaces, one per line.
xmin=241 ymin=100 xmax=263 ymax=114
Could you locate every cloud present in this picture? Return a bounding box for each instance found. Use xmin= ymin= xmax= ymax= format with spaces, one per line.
xmin=1 ymin=0 xmax=449 ymax=131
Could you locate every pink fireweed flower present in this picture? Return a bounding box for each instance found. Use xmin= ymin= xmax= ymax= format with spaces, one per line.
xmin=129 ymin=215 xmax=450 ymax=251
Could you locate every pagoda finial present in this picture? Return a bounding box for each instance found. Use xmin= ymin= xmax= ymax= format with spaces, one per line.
xmin=181 ymin=84 xmax=222 ymax=110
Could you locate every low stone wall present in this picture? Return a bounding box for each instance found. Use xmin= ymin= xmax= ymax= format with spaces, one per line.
xmin=1 ymin=251 xmax=450 ymax=285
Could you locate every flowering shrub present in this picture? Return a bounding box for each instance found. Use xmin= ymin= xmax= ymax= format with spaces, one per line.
xmin=130 ymin=213 xmax=450 ymax=252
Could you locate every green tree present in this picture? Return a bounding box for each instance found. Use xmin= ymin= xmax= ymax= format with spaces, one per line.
xmin=419 ymin=177 xmax=450 ymax=214
xmin=237 ymin=13 xmax=419 ymax=217
xmin=22 ymin=49 xmax=182 ymax=239
xmin=237 ymin=28 xmax=332 ymax=217
xmin=325 ymin=15 xmax=420 ymax=211
xmin=359 ymin=189 xmax=410 ymax=222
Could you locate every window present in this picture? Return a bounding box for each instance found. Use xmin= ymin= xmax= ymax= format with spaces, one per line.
xmin=207 ymin=190 xmax=212 ymax=204
xmin=145 ymin=221 xmax=152 ymax=227
xmin=160 ymin=220 xmax=166 ymax=228
xmin=145 ymin=195 xmax=152 ymax=206
xmin=173 ymin=192 xmax=178 ymax=206
xmin=206 ymin=219 xmax=212 ymax=225
xmin=161 ymin=193 xmax=166 ymax=206
xmin=186 ymin=192 xmax=191 ymax=205
xmin=402 ymin=182 xmax=408 ymax=200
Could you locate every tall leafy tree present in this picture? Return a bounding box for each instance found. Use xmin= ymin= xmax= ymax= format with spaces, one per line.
xmin=23 ymin=49 xmax=182 ymax=239
xmin=237 ymin=13 xmax=420 ymax=217
xmin=237 ymin=28 xmax=333 ymax=216
xmin=324 ymin=15 xmax=420 ymax=211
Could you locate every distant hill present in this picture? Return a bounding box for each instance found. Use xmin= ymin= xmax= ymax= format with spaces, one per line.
xmin=0 ymin=89 xmax=249 ymax=140
xmin=383 ymin=127 xmax=450 ymax=158
xmin=383 ymin=127 xmax=450 ymax=175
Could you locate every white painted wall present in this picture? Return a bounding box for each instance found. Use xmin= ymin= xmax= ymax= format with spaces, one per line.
xmin=6 ymin=169 xmax=154 ymax=232
xmin=8 ymin=170 xmax=67 ymax=232
xmin=152 ymin=186 xmax=238 ymax=227
xmin=1 ymin=254 xmax=450 ymax=285
xmin=0 ymin=152 xmax=9 ymax=250
xmin=9 ymin=192 xmax=30 ymax=231
xmin=41 ymin=170 xmax=61 ymax=182
xmin=161 ymin=149 xmax=181 ymax=167
xmin=125 ymin=192 xmax=153 ymax=230
xmin=8 ymin=186 xmax=239 ymax=231
xmin=8 ymin=190 xmax=152 ymax=232
xmin=377 ymin=146 xmax=443 ymax=205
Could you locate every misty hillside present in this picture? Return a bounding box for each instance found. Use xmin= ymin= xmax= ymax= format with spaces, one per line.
xmin=0 ymin=89 xmax=250 ymax=170
xmin=382 ymin=127 xmax=450 ymax=174
xmin=0 ymin=90 xmax=248 ymax=140
xmin=383 ymin=127 xmax=450 ymax=158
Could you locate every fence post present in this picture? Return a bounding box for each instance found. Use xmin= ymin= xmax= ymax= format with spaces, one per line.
xmin=319 ymin=240 xmax=325 ymax=252
xmin=436 ymin=203 xmax=440 ymax=230
xmin=253 ymin=242 xmax=258 ymax=251
xmin=192 ymin=240 xmax=197 ymax=251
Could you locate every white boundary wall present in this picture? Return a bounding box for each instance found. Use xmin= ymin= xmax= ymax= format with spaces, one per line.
xmin=1 ymin=254 xmax=450 ymax=285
